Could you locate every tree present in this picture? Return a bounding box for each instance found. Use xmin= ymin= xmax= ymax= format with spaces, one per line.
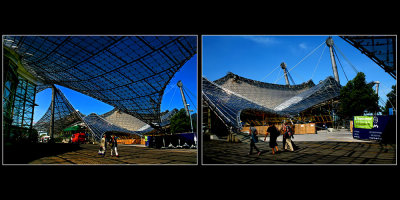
xmin=170 ymin=108 xmax=191 ymax=134
xmin=338 ymin=72 xmax=380 ymax=119
xmin=381 ymin=85 xmax=396 ymax=115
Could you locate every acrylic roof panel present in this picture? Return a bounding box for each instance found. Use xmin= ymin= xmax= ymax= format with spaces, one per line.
xmin=82 ymin=113 xmax=149 ymax=141
xmin=33 ymin=87 xmax=83 ymax=135
xmin=202 ymin=73 xmax=341 ymax=133
xmin=3 ymin=36 xmax=197 ymax=127
xmin=340 ymin=36 xmax=396 ymax=79
xmin=203 ymin=77 xmax=279 ymax=133
xmin=100 ymin=108 xmax=178 ymax=132
xmin=213 ymin=72 xmax=315 ymax=109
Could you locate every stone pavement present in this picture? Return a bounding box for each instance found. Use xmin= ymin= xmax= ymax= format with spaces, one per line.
xmin=203 ymin=131 xmax=396 ymax=165
xmin=5 ymin=143 xmax=197 ymax=165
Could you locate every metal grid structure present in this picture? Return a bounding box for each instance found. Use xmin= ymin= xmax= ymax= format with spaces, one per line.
xmin=100 ymin=108 xmax=178 ymax=132
xmin=33 ymin=85 xmax=179 ymax=141
xmin=33 ymin=86 xmax=83 ymax=136
xmin=214 ymin=72 xmax=315 ymax=110
xmin=202 ymin=73 xmax=342 ymax=133
xmin=81 ymin=113 xmax=148 ymax=141
xmin=3 ymin=36 xmax=197 ymax=129
xmin=340 ymin=36 xmax=396 ymax=79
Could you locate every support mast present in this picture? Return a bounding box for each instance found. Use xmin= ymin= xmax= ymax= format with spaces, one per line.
xmin=280 ymin=62 xmax=290 ymax=85
xmin=49 ymin=85 xmax=56 ymax=140
xmin=326 ymin=37 xmax=340 ymax=84
xmin=177 ymin=80 xmax=193 ymax=132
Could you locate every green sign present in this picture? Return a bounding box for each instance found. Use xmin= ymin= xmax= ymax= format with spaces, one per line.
xmin=354 ymin=116 xmax=373 ymax=129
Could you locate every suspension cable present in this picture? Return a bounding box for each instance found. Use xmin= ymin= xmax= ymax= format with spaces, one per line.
xmin=333 ymin=43 xmax=359 ymax=73
xmin=333 ymin=47 xmax=349 ymax=82
xmin=182 ymin=86 xmax=197 ymax=110
xmin=311 ymin=45 xmax=326 ymax=80
xmin=261 ymin=64 xmax=281 ymax=82
xmin=165 ymin=85 xmax=177 ymax=110
xmin=275 ymin=40 xmax=326 ymax=84
xmin=288 ymin=71 xmax=296 ymax=85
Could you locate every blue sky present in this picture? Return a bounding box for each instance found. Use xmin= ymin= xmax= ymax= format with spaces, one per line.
xmin=202 ymin=35 xmax=396 ymax=109
xmin=33 ymin=54 xmax=197 ymax=123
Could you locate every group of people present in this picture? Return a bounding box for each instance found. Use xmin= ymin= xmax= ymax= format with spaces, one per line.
xmin=248 ymin=122 xmax=296 ymax=156
xmin=98 ymin=134 xmax=119 ymax=157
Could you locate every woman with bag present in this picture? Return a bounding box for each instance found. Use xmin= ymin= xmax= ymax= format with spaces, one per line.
xmin=248 ymin=123 xmax=261 ymax=156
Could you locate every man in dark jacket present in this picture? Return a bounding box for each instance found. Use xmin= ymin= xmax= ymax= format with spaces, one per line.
xmin=110 ymin=135 xmax=119 ymax=157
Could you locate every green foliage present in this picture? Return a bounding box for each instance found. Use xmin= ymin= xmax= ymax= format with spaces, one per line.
xmin=170 ymin=108 xmax=191 ymax=133
xmin=381 ymin=85 xmax=396 ymax=115
xmin=338 ymin=72 xmax=380 ymax=119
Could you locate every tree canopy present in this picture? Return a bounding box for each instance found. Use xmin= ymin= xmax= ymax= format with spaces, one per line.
xmin=338 ymin=72 xmax=380 ymax=119
xmin=170 ymin=108 xmax=192 ymax=134
xmin=381 ymin=85 xmax=396 ymax=115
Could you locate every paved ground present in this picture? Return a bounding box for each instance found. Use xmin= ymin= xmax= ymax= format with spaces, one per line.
xmin=203 ymin=130 xmax=396 ymax=165
xmin=4 ymin=143 xmax=197 ymax=165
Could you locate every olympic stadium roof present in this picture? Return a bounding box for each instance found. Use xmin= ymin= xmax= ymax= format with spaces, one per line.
xmin=34 ymin=85 xmax=179 ymax=141
xmin=340 ymin=36 xmax=396 ymax=79
xmin=202 ymin=73 xmax=341 ymax=133
xmin=33 ymin=86 xmax=83 ymax=135
xmin=3 ymin=35 xmax=197 ymax=128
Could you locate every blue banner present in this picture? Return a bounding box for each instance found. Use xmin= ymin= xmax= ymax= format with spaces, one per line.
xmin=353 ymin=115 xmax=391 ymax=141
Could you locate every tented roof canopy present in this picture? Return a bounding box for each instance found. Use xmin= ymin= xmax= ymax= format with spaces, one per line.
xmin=202 ymin=72 xmax=341 ymax=133
xmin=3 ymin=35 xmax=197 ymax=127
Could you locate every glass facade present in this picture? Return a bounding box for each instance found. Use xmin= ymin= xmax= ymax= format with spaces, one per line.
xmin=3 ymin=58 xmax=19 ymax=137
xmin=11 ymin=76 xmax=36 ymax=129
xmin=3 ymin=47 xmax=37 ymax=143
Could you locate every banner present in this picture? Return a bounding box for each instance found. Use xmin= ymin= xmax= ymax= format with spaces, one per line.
xmin=353 ymin=115 xmax=392 ymax=141
xmin=354 ymin=116 xmax=373 ymax=129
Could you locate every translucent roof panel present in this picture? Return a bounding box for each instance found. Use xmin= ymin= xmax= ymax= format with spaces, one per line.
xmin=33 ymin=86 xmax=83 ymax=135
xmin=202 ymin=73 xmax=342 ymax=133
xmin=3 ymin=36 xmax=197 ymax=128
xmin=203 ymin=77 xmax=279 ymax=133
xmin=340 ymin=36 xmax=396 ymax=79
xmin=82 ymin=113 xmax=150 ymax=141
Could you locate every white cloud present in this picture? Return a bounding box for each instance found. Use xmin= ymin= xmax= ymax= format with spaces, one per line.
xmin=243 ymin=36 xmax=279 ymax=46
xmin=299 ymin=42 xmax=307 ymax=50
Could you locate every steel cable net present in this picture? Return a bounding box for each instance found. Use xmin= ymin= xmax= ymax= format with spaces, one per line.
xmin=340 ymin=36 xmax=396 ymax=79
xmin=81 ymin=113 xmax=148 ymax=141
xmin=100 ymin=108 xmax=178 ymax=133
xmin=33 ymin=87 xmax=83 ymax=135
xmin=3 ymin=36 xmax=197 ymax=128
xmin=202 ymin=72 xmax=342 ymax=133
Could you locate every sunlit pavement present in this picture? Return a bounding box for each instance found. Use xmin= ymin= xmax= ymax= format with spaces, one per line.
xmin=203 ymin=131 xmax=396 ymax=165
xmin=7 ymin=144 xmax=197 ymax=165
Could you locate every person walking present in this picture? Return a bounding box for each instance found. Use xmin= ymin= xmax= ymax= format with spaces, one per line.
xmin=265 ymin=122 xmax=279 ymax=155
xmin=110 ymin=135 xmax=119 ymax=157
xmin=98 ymin=134 xmax=107 ymax=156
xmin=283 ymin=122 xmax=294 ymax=152
xmin=248 ymin=122 xmax=261 ymax=156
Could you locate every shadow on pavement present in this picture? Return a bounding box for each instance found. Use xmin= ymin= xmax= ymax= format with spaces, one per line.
xmin=3 ymin=143 xmax=82 ymax=164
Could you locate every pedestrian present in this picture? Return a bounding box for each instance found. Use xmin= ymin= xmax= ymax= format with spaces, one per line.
xmin=248 ymin=122 xmax=261 ymax=156
xmin=110 ymin=135 xmax=119 ymax=157
xmin=98 ymin=134 xmax=107 ymax=156
xmin=265 ymin=122 xmax=279 ymax=155
xmin=283 ymin=122 xmax=294 ymax=152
